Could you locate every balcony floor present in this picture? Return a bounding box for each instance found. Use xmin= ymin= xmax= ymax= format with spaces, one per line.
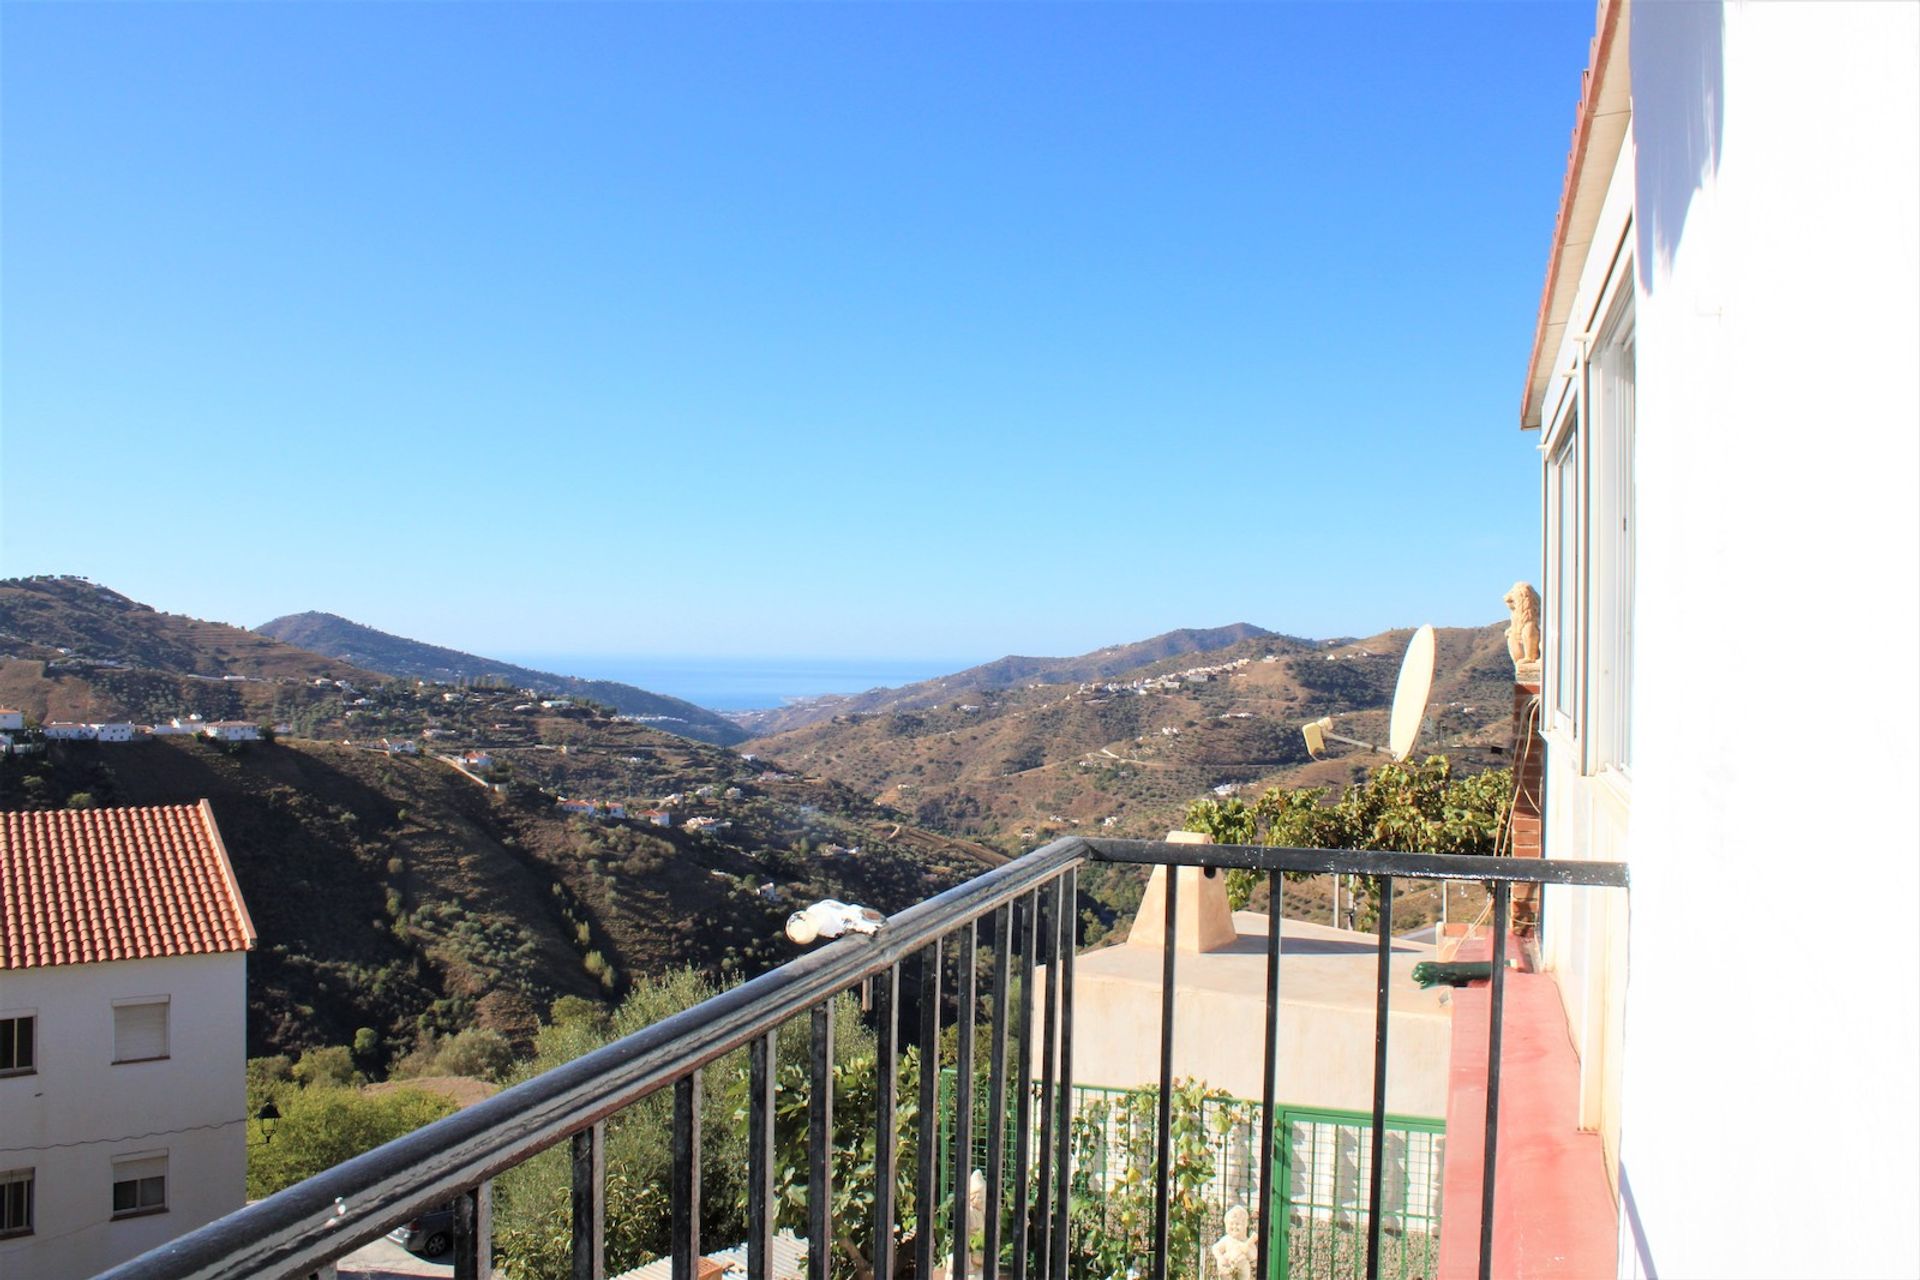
xmin=1438 ymin=949 xmax=1616 ymax=1279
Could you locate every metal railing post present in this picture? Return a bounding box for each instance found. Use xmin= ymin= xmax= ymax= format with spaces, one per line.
xmin=571 ymin=1121 xmax=605 ymax=1280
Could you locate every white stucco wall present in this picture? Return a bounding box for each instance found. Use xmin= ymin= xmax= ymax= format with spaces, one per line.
xmin=0 ymin=951 xmax=249 ymax=1278
xmin=1598 ymin=4 xmax=1919 ymax=1277
xmin=1038 ymin=915 xmax=1452 ymax=1119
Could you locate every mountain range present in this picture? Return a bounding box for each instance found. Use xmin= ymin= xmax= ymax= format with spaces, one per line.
xmin=256 ymin=611 xmax=748 ymax=746
xmin=1 ymin=573 xmax=1513 ymax=1059
xmin=726 ymin=622 xmax=1282 ymax=736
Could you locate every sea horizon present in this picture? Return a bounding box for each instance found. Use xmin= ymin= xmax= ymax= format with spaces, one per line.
xmin=495 ymin=653 xmax=978 ymax=712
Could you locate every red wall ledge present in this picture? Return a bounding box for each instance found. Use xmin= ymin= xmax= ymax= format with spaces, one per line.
xmin=1438 ymin=950 xmax=1617 ymax=1278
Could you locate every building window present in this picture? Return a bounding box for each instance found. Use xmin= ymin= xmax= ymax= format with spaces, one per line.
xmin=113 ymin=999 xmax=169 ymax=1063
xmin=1590 ymin=293 xmax=1637 ymax=772
xmin=0 ymin=1015 xmax=33 ymax=1076
xmin=111 ymin=1153 xmax=167 ymax=1219
xmin=0 ymin=1169 xmax=31 ymax=1238
xmin=1546 ymin=413 xmax=1582 ymax=731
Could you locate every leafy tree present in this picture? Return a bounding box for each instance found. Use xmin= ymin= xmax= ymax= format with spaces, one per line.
xmin=248 ymin=1084 xmax=457 ymax=1198
xmin=493 ymin=968 xmax=916 ymax=1280
xmin=1183 ymin=757 xmax=1512 ymax=917
xmin=292 ymin=1044 xmax=360 ymax=1088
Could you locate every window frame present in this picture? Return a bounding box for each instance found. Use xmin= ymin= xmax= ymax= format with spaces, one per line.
xmin=111 ymin=1152 xmax=168 ymax=1220
xmin=1587 ymin=282 xmax=1637 ymax=778
xmin=0 ymin=1168 xmax=32 ymax=1238
xmin=112 ymin=997 xmax=170 ymax=1065
xmin=1543 ymin=394 xmax=1584 ymax=746
xmin=0 ymin=1012 xmax=34 ymax=1077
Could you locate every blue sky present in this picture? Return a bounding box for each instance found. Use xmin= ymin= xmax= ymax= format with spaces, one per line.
xmin=2 ymin=2 xmax=1589 ymax=663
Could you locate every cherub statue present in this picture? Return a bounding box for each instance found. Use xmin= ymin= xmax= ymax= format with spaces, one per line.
xmin=1504 ymin=581 xmax=1542 ymax=665
xmin=966 ymin=1170 xmax=988 ymax=1279
xmin=1211 ymin=1204 xmax=1257 ymax=1280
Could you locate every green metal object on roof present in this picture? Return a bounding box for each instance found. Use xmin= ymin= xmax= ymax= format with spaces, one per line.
xmin=1411 ymin=960 xmax=1493 ymax=989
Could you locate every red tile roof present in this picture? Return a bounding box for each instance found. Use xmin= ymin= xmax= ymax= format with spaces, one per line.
xmin=1 ymin=801 xmax=257 ymax=969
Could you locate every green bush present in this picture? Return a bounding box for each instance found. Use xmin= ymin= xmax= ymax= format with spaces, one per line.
xmin=292 ymin=1045 xmax=359 ymax=1088
xmin=248 ymin=1085 xmax=456 ymax=1198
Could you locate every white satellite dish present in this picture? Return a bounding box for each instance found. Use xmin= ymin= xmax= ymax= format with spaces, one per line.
xmin=1388 ymin=624 xmax=1436 ymax=761
xmin=1302 ymin=624 xmax=1437 ymax=761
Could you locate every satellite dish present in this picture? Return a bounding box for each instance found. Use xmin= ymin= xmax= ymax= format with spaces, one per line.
xmin=1387 ymin=624 xmax=1436 ymax=761
xmin=1301 ymin=624 xmax=1437 ymax=761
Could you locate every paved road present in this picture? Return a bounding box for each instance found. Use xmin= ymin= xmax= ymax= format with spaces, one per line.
xmin=334 ymin=1235 xmax=452 ymax=1279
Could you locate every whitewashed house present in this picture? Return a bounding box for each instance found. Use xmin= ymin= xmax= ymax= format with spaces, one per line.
xmin=0 ymin=802 xmax=258 ymax=1278
xmin=40 ymin=722 xmax=95 ymax=741
xmin=91 ymin=722 xmax=137 ymax=744
xmin=201 ymin=722 xmax=260 ymax=742
xmin=0 ymin=710 xmax=23 ymax=733
xmin=1484 ymin=3 xmax=1918 ymax=1276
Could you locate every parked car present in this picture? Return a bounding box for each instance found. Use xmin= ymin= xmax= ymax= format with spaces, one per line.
xmin=387 ymin=1203 xmax=455 ymax=1259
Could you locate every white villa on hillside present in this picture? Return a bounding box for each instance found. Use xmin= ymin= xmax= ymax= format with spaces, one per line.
xmin=0 ymin=802 xmax=258 ymax=1278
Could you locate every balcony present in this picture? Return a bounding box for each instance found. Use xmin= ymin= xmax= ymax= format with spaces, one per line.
xmin=101 ymin=837 xmax=1627 ymax=1280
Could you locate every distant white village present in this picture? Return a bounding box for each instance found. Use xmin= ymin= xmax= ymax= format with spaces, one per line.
xmin=0 ymin=707 xmax=270 ymax=755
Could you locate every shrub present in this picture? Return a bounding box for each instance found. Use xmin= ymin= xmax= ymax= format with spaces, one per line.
xmin=248 ymin=1085 xmax=456 ymax=1198
xmin=292 ymin=1045 xmax=359 ymax=1088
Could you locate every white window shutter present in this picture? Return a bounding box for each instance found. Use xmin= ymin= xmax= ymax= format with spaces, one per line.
xmin=114 ymin=1001 xmax=168 ymax=1062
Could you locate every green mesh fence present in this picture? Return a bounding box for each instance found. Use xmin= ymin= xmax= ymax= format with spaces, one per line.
xmin=938 ymin=1073 xmax=1443 ymax=1280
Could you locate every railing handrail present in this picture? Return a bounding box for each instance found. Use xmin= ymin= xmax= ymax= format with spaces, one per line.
xmin=101 ymin=837 xmax=1092 ymax=1280
xmin=1086 ymin=838 xmax=1630 ymax=887
xmin=101 ymin=836 xmax=1627 ymax=1280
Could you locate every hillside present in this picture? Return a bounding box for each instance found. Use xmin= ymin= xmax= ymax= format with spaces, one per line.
xmin=0 ymin=578 xmax=999 ymax=1061
xmin=258 ymin=611 xmax=747 ymax=747
xmin=0 ymin=575 xmax=373 ymax=684
xmin=743 ymin=623 xmax=1516 ymax=854
xmin=2 ymin=734 xmax=996 ymax=1062
xmin=729 ymin=623 xmax=1277 ymax=736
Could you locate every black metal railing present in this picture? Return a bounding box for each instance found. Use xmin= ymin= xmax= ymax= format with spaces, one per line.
xmin=100 ymin=837 xmax=1627 ymax=1280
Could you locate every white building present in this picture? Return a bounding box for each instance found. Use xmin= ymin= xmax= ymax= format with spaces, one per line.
xmin=1507 ymin=4 xmax=1918 ymax=1276
xmin=0 ymin=802 xmax=258 ymax=1278
xmin=201 ymin=722 xmax=260 ymax=742
xmin=0 ymin=710 xmax=22 ymax=733
xmin=91 ymin=723 xmax=137 ymax=744
xmin=41 ymin=722 xmax=94 ymax=741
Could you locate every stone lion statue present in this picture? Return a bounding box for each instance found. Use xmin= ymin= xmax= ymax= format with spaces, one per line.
xmin=1504 ymin=582 xmax=1541 ymax=664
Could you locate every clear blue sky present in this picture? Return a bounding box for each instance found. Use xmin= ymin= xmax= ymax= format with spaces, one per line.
xmin=2 ymin=2 xmax=1589 ymax=663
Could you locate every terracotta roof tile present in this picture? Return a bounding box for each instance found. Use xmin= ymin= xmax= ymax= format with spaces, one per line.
xmin=0 ymin=802 xmax=256 ymax=969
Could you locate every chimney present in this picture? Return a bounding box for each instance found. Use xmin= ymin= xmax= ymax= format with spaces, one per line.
xmin=1128 ymin=832 xmax=1239 ymax=953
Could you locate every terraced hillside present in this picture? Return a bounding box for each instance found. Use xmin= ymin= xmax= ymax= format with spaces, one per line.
xmin=4 ymin=735 xmax=995 ymax=1063
xmin=744 ymin=623 xmax=1515 ymax=853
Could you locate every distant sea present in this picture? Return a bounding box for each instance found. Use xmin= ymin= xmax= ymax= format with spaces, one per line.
xmin=498 ymin=655 xmax=974 ymax=713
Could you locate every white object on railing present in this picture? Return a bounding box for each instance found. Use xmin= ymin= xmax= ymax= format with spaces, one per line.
xmin=784 ymin=900 xmax=886 ymax=945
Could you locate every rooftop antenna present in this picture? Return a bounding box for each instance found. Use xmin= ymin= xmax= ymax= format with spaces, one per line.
xmin=1302 ymin=624 xmax=1437 ymax=762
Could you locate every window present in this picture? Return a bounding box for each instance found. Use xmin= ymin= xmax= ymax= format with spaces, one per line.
xmin=0 ymin=1015 xmax=32 ymax=1076
xmin=113 ymin=998 xmax=168 ymax=1063
xmin=1546 ymin=412 xmax=1582 ymax=729
xmin=1589 ymin=294 xmax=1637 ymax=772
xmin=0 ymin=1169 xmax=31 ymax=1238
xmin=111 ymin=1153 xmax=167 ymax=1218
